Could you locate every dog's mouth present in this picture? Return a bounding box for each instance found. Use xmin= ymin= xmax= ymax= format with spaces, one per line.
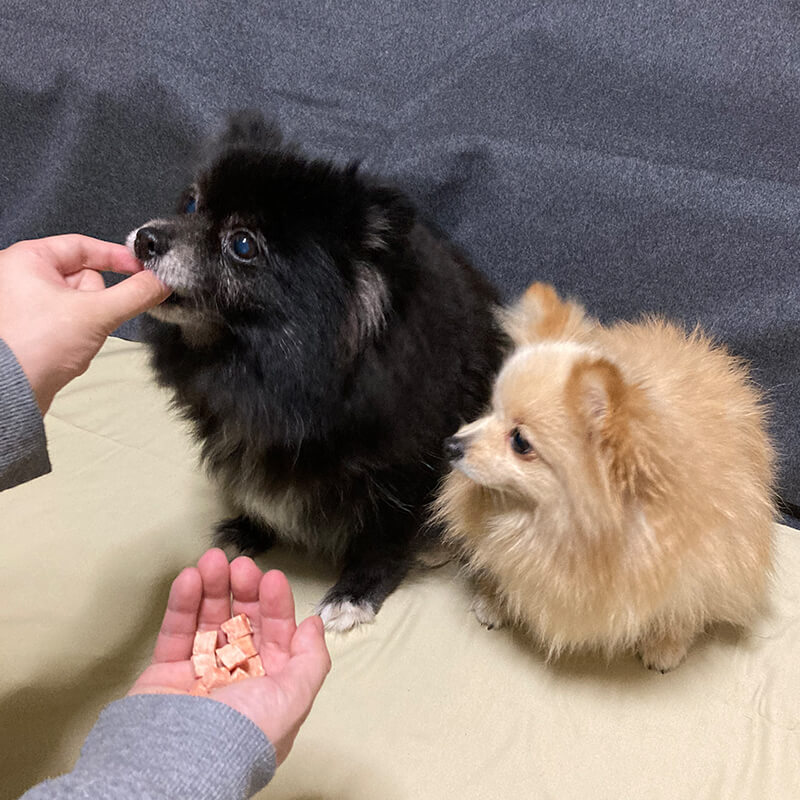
xmin=160 ymin=290 xmax=184 ymax=306
xmin=451 ymin=459 xmax=484 ymax=484
xmin=153 ymin=287 xmax=205 ymax=316
xmin=127 ymin=225 xmax=214 ymax=322
xmin=146 ymin=274 xmax=194 ymax=309
xmin=128 ymin=225 xmax=195 ymax=298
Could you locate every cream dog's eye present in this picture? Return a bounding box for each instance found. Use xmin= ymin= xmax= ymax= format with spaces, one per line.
xmin=510 ymin=427 xmax=535 ymax=457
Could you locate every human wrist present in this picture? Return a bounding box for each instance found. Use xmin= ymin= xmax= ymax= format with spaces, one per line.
xmin=0 ymin=338 xmax=51 ymax=489
xmin=57 ymin=695 xmax=277 ymax=799
xmin=0 ymin=336 xmax=54 ymax=415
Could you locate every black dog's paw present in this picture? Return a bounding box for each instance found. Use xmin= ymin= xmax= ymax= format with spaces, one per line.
xmin=314 ymin=597 xmax=377 ymax=632
xmin=313 ymin=586 xmax=377 ymax=632
xmin=213 ymin=515 xmax=277 ymax=559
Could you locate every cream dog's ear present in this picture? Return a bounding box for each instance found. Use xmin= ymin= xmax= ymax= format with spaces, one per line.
xmin=566 ymin=356 xmax=662 ymax=497
xmin=501 ymin=282 xmax=592 ymax=347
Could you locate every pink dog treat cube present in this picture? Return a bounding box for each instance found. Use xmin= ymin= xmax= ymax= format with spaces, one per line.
xmin=200 ymin=666 xmax=232 ymax=691
xmin=246 ymin=654 xmax=266 ymax=677
xmin=189 ymin=681 xmax=209 ymax=696
xmin=221 ymin=613 xmax=253 ymax=641
xmin=191 ymin=653 xmax=216 ymax=678
xmin=192 ymin=630 xmax=218 ymax=655
xmin=234 ymin=634 xmax=258 ymax=659
xmin=216 ymin=642 xmax=249 ymax=670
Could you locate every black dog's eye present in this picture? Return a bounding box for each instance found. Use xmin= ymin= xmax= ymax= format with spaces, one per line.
xmin=228 ymin=230 xmax=259 ymax=261
xmin=180 ymin=192 xmax=198 ymax=214
xmin=510 ymin=427 xmax=534 ymax=457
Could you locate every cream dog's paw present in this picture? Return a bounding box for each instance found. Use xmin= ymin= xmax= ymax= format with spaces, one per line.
xmin=470 ymin=591 xmax=506 ymax=630
xmin=638 ymin=630 xmax=693 ymax=673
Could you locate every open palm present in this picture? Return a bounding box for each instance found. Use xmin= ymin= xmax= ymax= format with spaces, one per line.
xmin=129 ymin=548 xmax=331 ymax=764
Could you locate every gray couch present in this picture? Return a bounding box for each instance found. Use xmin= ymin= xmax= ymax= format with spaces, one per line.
xmin=1 ymin=0 xmax=797 ymax=513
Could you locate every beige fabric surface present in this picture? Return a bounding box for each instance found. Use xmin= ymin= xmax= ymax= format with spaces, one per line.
xmin=1 ymin=337 xmax=798 ymax=800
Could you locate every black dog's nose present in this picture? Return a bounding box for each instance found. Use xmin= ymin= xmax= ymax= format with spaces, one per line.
xmin=134 ymin=227 xmax=171 ymax=260
xmin=444 ymin=435 xmax=466 ymax=462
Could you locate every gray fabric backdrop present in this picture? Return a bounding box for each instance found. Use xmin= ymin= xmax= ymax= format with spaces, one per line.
xmin=1 ymin=1 xmax=798 ymax=511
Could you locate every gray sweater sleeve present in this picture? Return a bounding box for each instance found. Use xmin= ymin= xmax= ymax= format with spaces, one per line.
xmin=20 ymin=694 xmax=277 ymax=799
xmin=0 ymin=338 xmax=50 ymax=491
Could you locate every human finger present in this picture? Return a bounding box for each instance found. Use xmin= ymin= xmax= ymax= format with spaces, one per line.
xmin=31 ymin=234 xmax=144 ymax=276
xmin=151 ymin=567 xmax=202 ymax=664
xmin=64 ymin=269 xmax=107 ymax=292
xmin=276 ymin=615 xmax=331 ymax=698
xmin=291 ymin=616 xmax=330 ymax=667
xmin=196 ymin=548 xmax=232 ymax=640
xmin=87 ymin=270 xmax=172 ymax=333
xmin=230 ymin=556 xmax=264 ymax=642
xmin=258 ymin=570 xmax=297 ymax=673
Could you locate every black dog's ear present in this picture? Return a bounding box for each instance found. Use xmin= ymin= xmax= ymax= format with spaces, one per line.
xmin=220 ymin=110 xmax=283 ymax=149
xmin=203 ymin=110 xmax=284 ymax=163
xmin=360 ymin=178 xmax=416 ymax=253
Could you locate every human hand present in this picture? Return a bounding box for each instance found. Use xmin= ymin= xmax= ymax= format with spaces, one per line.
xmin=129 ymin=548 xmax=332 ymax=765
xmin=0 ymin=234 xmax=171 ymax=414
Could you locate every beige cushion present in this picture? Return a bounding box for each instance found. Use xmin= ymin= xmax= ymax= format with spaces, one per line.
xmin=1 ymin=337 xmax=798 ymax=800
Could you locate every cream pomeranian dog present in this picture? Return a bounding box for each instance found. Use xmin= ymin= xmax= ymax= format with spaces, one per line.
xmin=436 ymin=283 xmax=776 ymax=671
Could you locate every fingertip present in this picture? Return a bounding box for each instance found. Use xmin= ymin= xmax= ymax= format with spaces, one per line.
xmin=305 ymin=615 xmax=325 ymax=636
xmin=230 ymin=554 xmax=258 ymax=571
xmin=111 ymin=247 xmax=145 ymax=275
xmin=91 ymin=269 xmax=173 ymax=332
xmin=197 ymin=547 xmax=231 ymax=593
xmin=230 ymin=555 xmax=263 ymax=601
xmin=127 ymin=268 xmax=173 ymax=300
xmin=172 ymin=565 xmax=202 ymax=588
xmin=294 ymin=616 xmax=331 ymax=663
xmin=258 ymin=569 xmax=296 ymax=627
xmin=168 ymin=566 xmax=203 ymax=609
xmin=176 ymin=565 xmax=202 ymax=584
xmin=197 ymin=547 xmax=230 ymax=569
xmin=259 ymin=568 xmax=291 ymax=597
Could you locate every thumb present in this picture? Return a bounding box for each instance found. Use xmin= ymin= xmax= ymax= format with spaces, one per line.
xmin=88 ymin=271 xmax=172 ymax=331
xmin=281 ymin=616 xmax=331 ymax=695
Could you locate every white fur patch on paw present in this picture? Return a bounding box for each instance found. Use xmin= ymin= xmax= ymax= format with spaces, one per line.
xmin=470 ymin=593 xmax=506 ymax=630
xmin=316 ymin=599 xmax=376 ymax=632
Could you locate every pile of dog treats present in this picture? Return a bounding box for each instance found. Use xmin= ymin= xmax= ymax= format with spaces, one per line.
xmin=189 ymin=612 xmax=266 ymax=695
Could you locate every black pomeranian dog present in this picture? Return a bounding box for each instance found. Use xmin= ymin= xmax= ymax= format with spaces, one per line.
xmin=128 ymin=113 xmax=506 ymax=630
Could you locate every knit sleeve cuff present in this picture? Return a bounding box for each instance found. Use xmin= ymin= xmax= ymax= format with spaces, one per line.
xmin=22 ymin=694 xmax=277 ymax=799
xmin=0 ymin=338 xmax=50 ymax=491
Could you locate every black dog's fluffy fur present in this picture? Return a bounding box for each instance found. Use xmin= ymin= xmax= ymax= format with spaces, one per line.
xmin=130 ymin=113 xmax=506 ymax=630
